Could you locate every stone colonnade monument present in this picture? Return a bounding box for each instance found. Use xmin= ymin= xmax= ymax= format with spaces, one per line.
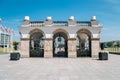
xmin=19 ymin=16 xmax=102 ymax=58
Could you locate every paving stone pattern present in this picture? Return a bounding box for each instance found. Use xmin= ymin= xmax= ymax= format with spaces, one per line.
xmin=0 ymin=54 xmax=120 ymax=80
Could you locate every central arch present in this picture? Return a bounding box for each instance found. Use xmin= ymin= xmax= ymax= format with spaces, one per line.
xmin=53 ymin=29 xmax=68 ymax=57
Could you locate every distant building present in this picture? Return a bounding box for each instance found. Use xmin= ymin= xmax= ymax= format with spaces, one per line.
xmin=19 ymin=16 xmax=102 ymax=58
xmin=0 ymin=31 xmax=10 ymax=48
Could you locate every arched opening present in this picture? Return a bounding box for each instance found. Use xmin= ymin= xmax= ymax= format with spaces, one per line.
xmin=53 ymin=32 xmax=68 ymax=57
xmin=76 ymin=29 xmax=91 ymax=57
xmin=29 ymin=29 xmax=44 ymax=57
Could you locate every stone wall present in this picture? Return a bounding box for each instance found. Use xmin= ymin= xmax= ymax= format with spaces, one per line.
xmin=20 ymin=39 xmax=29 ymax=58
xmin=68 ymin=39 xmax=77 ymax=58
xmin=91 ymin=39 xmax=100 ymax=58
xmin=44 ymin=39 xmax=53 ymax=58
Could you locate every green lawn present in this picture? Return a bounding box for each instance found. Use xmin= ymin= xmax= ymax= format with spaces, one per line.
xmin=104 ymin=48 xmax=120 ymax=53
xmin=0 ymin=48 xmax=14 ymax=53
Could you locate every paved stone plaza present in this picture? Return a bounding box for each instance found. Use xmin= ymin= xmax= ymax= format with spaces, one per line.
xmin=0 ymin=54 xmax=120 ymax=80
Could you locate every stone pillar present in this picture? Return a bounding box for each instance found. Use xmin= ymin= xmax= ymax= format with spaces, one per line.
xmin=91 ymin=38 xmax=100 ymax=58
xmin=20 ymin=39 xmax=29 ymax=58
xmin=44 ymin=38 xmax=53 ymax=58
xmin=68 ymin=38 xmax=76 ymax=58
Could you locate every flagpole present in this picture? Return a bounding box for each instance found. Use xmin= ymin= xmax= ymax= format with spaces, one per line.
xmin=8 ymin=28 xmax=11 ymax=52
xmin=3 ymin=30 xmax=6 ymax=52
xmin=0 ymin=26 xmax=1 ymax=49
xmin=11 ymin=29 xmax=13 ymax=52
xmin=8 ymin=32 xmax=11 ymax=52
xmin=0 ymin=19 xmax=1 ymax=50
xmin=4 ymin=27 xmax=7 ymax=52
xmin=7 ymin=33 xmax=9 ymax=52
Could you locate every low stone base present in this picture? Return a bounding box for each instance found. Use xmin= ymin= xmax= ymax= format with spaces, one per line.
xmin=68 ymin=53 xmax=76 ymax=58
xmin=92 ymin=55 xmax=98 ymax=59
xmin=44 ymin=54 xmax=53 ymax=58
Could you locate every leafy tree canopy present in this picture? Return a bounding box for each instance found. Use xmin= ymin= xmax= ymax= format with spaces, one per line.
xmin=13 ymin=41 xmax=19 ymax=46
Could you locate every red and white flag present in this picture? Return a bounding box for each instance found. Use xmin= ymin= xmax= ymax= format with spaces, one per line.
xmin=5 ymin=27 xmax=8 ymax=32
xmin=7 ymin=28 xmax=11 ymax=34
xmin=5 ymin=27 xmax=10 ymax=33
xmin=0 ymin=24 xmax=5 ymax=30
xmin=0 ymin=25 xmax=2 ymax=30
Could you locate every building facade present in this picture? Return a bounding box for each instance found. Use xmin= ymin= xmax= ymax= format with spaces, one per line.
xmin=19 ymin=16 xmax=102 ymax=58
xmin=0 ymin=31 xmax=10 ymax=48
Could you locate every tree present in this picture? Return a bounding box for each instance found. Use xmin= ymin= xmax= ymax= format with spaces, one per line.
xmin=13 ymin=41 xmax=19 ymax=50
xmin=116 ymin=41 xmax=120 ymax=47
xmin=13 ymin=41 xmax=19 ymax=46
xmin=106 ymin=42 xmax=113 ymax=48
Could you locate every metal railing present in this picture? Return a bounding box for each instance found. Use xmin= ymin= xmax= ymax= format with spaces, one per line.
xmin=28 ymin=21 xmax=91 ymax=27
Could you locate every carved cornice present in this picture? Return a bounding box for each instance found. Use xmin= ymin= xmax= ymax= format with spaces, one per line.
xmin=91 ymin=38 xmax=100 ymax=40
xmin=44 ymin=38 xmax=53 ymax=40
xmin=21 ymin=38 xmax=30 ymax=40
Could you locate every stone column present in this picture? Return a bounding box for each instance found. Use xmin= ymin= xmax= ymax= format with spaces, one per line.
xmin=91 ymin=38 xmax=100 ymax=58
xmin=68 ymin=38 xmax=76 ymax=58
xmin=44 ymin=38 xmax=53 ymax=58
xmin=20 ymin=39 xmax=29 ymax=58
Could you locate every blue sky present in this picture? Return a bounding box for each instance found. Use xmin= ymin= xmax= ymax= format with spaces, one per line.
xmin=0 ymin=0 xmax=120 ymax=42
